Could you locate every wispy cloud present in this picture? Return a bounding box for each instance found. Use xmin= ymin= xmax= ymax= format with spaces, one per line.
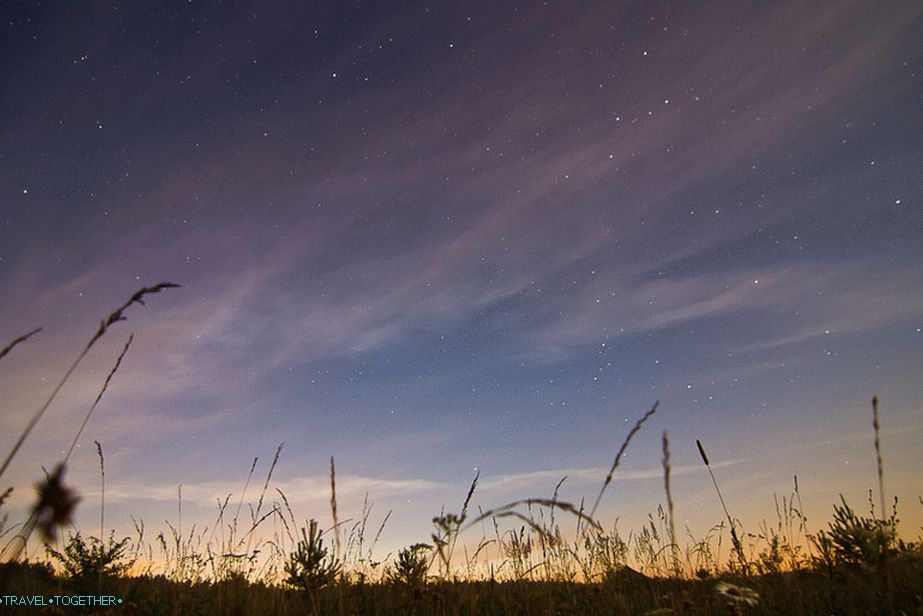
xmin=476 ymin=459 xmax=743 ymax=494
xmin=519 ymin=261 xmax=921 ymax=361
xmin=97 ymin=473 xmax=444 ymax=506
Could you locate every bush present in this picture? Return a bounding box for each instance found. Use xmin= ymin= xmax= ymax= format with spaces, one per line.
xmin=812 ymin=496 xmax=896 ymax=568
xmin=284 ymin=519 xmax=340 ymax=592
xmin=46 ymin=531 xmax=133 ymax=580
xmin=386 ymin=543 xmax=430 ymax=586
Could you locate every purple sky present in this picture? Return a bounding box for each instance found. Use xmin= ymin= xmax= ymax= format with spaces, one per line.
xmin=1 ymin=0 xmax=922 ymax=561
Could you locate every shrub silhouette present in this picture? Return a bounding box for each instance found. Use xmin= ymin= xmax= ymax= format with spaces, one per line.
xmin=46 ymin=532 xmax=133 ymax=580
xmin=386 ymin=543 xmax=430 ymax=586
xmin=812 ymin=495 xmax=896 ymax=568
xmin=284 ymin=519 xmax=340 ymax=591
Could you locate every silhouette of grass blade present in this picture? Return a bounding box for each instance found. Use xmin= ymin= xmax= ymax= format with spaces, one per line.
xmin=590 ymin=401 xmax=659 ymax=519
xmin=696 ymin=438 xmax=747 ymax=570
xmin=255 ymin=443 xmax=283 ymax=522
xmin=461 ymin=471 xmax=479 ymax=519
xmin=465 ymin=498 xmax=601 ymax=534
xmin=663 ymin=431 xmax=679 ymax=576
xmin=87 ymin=283 xmax=181 ymax=351
xmin=0 ymin=282 xmax=180 ymax=482
xmin=0 ymin=327 xmax=41 ymax=363
xmin=489 ymin=511 xmax=555 ymax=541
xmin=234 ymin=456 xmax=259 ymax=535
xmin=64 ymin=335 xmax=134 ymax=463
xmin=696 ymin=439 xmax=710 ymax=465
xmin=95 ymin=441 xmax=105 ymax=542
xmin=330 ymin=455 xmax=340 ymax=559
xmin=871 ymin=396 xmax=885 ymax=521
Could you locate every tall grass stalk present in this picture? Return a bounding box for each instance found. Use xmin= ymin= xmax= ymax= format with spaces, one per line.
xmin=234 ymin=457 xmax=259 ymax=538
xmin=2 ymin=330 xmax=139 ymax=562
xmin=0 ymin=282 xmax=179 ymax=482
xmin=430 ymin=472 xmax=480 ymax=578
xmin=330 ymin=456 xmax=340 ymax=560
xmin=255 ymin=444 xmax=284 ymax=524
xmin=0 ymin=327 xmax=41 ymax=363
xmin=466 ymin=498 xmax=600 ymax=538
xmin=871 ymin=396 xmax=885 ymax=522
xmin=696 ymin=439 xmax=747 ymax=570
xmin=95 ymin=441 xmax=105 ymax=543
xmin=64 ymin=335 xmax=133 ymax=463
xmin=178 ymin=485 xmax=183 ymax=569
xmin=589 ymin=401 xmax=659 ymax=519
xmin=662 ymin=431 xmax=679 ymax=577
xmin=330 ymin=457 xmax=345 ymax=616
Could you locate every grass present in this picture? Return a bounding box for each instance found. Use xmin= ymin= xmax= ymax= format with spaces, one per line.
xmin=1 ymin=547 xmax=920 ymax=615
xmin=1 ymin=404 xmax=919 ymax=615
xmin=1 ymin=290 xmax=921 ymax=614
xmin=0 ymin=283 xmax=180 ymax=564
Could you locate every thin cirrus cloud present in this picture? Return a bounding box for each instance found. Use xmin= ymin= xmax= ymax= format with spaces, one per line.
xmin=1 ymin=472 xmax=444 ymax=510
xmin=2 ymin=0 xmax=912 ymax=387
xmin=522 ymin=261 xmax=922 ymax=361
xmin=18 ymin=461 xmax=743 ymax=509
xmin=1 ymin=0 xmax=921 ymax=551
xmin=474 ymin=459 xmax=743 ymax=495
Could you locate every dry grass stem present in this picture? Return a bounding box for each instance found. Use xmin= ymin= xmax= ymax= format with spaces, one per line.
xmin=96 ymin=441 xmax=105 ymax=542
xmin=662 ymin=431 xmax=679 ymax=576
xmin=64 ymin=335 xmax=134 ymax=463
xmin=0 ymin=283 xmax=180 ymax=482
xmin=590 ymin=401 xmax=659 ymax=519
xmin=330 ymin=456 xmax=340 ymax=559
xmin=697 ymin=439 xmax=746 ymax=570
xmin=234 ymin=457 xmax=259 ymax=536
xmin=0 ymin=327 xmax=41 ymax=363
xmin=872 ymin=396 xmax=886 ymax=521
xmin=466 ymin=498 xmax=601 ymax=535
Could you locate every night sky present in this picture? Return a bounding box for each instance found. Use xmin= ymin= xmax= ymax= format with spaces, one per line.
xmin=2 ymin=1 xmax=922 ymax=556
